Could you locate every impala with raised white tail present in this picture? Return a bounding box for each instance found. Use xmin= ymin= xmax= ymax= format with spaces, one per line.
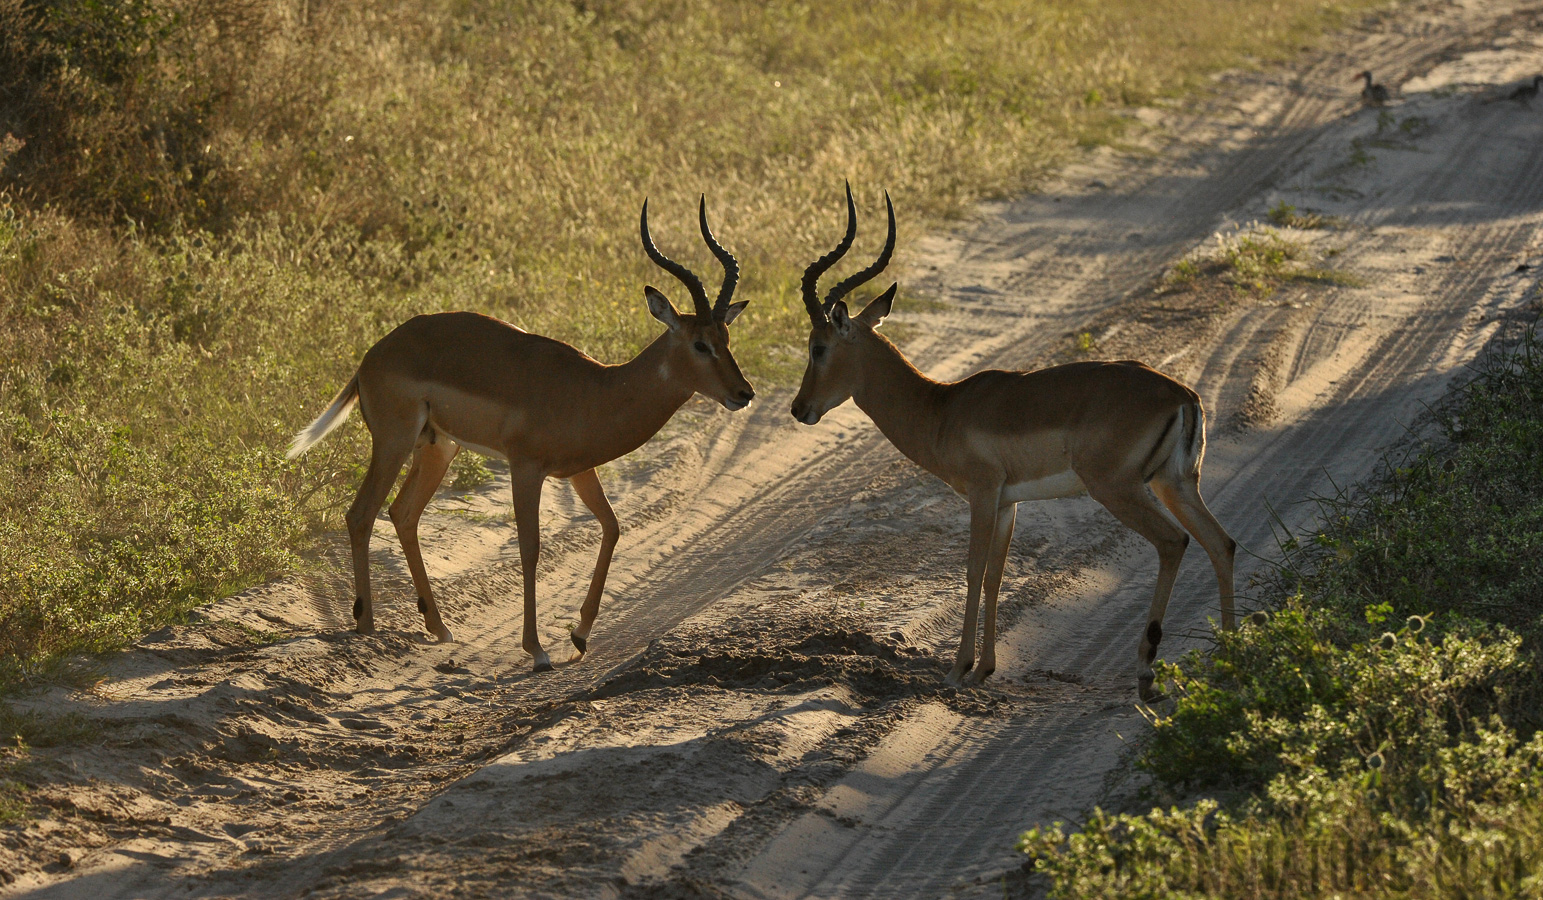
xmin=287 ymin=197 xmax=754 ymax=673
xmin=791 ymin=187 xmax=1236 ymax=698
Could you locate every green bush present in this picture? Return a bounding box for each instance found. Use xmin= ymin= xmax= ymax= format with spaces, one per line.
xmin=1022 ymin=324 xmax=1543 ymax=897
xmin=1144 ymin=608 xmax=1526 ymax=795
xmin=1022 ymin=763 xmax=1543 ymax=899
xmin=1277 ymin=337 xmax=1543 ymax=650
xmin=1023 ymin=612 xmax=1543 ymax=898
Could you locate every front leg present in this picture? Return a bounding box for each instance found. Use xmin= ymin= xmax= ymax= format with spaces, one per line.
xmin=567 ymin=468 xmax=619 ymax=661
xmin=949 ymin=482 xmax=1003 ymax=685
xmin=968 ymin=503 xmax=1016 ymax=685
xmin=510 ymin=469 xmax=552 ymax=673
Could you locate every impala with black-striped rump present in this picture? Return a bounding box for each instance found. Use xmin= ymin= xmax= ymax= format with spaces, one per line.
xmin=790 ymin=186 xmax=1236 ymax=698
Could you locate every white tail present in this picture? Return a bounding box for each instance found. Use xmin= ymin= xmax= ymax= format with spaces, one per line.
xmin=1167 ymin=401 xmax=1207 ymax=482
xmin=286 ymin=375 xmax=360 ymax=459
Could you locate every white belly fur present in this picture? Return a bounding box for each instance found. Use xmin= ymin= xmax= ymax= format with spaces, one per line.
xmin=441 ymin=431 xmax=508 ymax=462
xmin=1001 ymin=470 xmax=1087 ymax=503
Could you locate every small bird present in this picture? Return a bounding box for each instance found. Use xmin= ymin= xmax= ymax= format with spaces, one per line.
xmin=1356 ymin=70 xmax=1390 ymax=106
xmin=1507 ymin=75 xmax=1542 ymax=102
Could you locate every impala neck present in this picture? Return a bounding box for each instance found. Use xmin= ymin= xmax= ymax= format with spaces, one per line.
xmin=851 ymin=332 xmax=948 ymax=474
xmin=595 ymin=332 xmax=699 ymax=454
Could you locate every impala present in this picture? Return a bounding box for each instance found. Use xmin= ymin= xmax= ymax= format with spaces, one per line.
xmin=287 ymin=198 xmax=754 ymax=673
xmin=790 ymin=187 xmax=1236 ymax=698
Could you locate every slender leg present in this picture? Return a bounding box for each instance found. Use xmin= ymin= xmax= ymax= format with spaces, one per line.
xmin=510 ymin=468 xmax=552 ymax=672
xmin=949 ymin=483 xmax=1003 ymax=685
xmin=389 ymin=437 xmax=460 ymax=642
xmin=344 ymin=434 xmax=416 ymax=635
xmin=968 ymin=503 xmax=1017 ymax=685
xmin=1086 ymin=482 xmax=1190 ymax=701
xmin=567 ymin=468 xmax=619 ymax=661
xmin=1152 ymin=477 xmax=1238 ymax=631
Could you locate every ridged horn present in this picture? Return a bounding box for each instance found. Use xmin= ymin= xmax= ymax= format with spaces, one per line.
xmin=823 ymin=190 xmax=894 ymax=314
xmin=641 ymin=198 xmax=711 ymax=318
xmin=800 ymin=182 xmax=858 ymax=325
xmin=698 ymin=195 xmax=740 ymax=321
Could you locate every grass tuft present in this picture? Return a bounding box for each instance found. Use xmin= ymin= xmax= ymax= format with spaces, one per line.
xmin=1267 ymin=200 xmax=1338 ymax=230
xmin=1162 ymin=223 xmax=1352 ymax=300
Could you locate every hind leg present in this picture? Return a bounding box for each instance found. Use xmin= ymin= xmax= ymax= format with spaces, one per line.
xmin=390 ymin=436 xmax=459 ymax=642
xmin=1152 ymin=477 xmax=1237 ymax=631
xmin=567 ymin=469 xmax=619 ymax=662
xmin=345 ymin=436 xmax=416 ymax=634
xmin=1086 ymin=481 xmax=1190 ymax=701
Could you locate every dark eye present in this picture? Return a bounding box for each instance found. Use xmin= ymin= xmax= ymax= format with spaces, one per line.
xmin=694 ymin=340 xmax=710 ymax=354
xmin=812 ymin=345 xmax=826 ymax=359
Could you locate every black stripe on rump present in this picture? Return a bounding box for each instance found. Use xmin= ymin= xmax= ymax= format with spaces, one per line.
xmin=1140 ymin=410 xmax=1182 ymax=483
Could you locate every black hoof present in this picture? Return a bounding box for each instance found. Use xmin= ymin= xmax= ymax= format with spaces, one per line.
xmin=571 ymin=633 xmax=587 ymax=654
xmin=534 ymin=660 xmax=554 ymax=674
xmin=353 ymin=598 xmax=363 ymax=619
xmin=1138 ymin=675 xmax=1165 ymax=703
xmin=417 ymin=596 xmax=428 ymax=614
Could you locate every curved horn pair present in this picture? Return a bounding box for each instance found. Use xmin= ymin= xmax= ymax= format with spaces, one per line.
xmin=800 ymin=183 xmax=896 ymax=326
xmin=640 ymin=197 xmax=740 ymax=322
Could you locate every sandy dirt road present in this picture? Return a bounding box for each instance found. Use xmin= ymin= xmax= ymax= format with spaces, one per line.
xmin=4 ymin=1 xmax=1543 ymax=897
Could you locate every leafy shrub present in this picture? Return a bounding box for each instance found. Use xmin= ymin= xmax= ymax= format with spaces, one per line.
xmin=1144 ymin=608 xmax=1526 ymax=795
xmin=1022 ymin=759 xmax=1543 ymax=899
xmin=1022 ymin=325 xmax=1543 ymax=897
xmin=1024 ymin=611 xmax=1543 ymax=898
xmin=0 ymin=0 xmax=278 ymax=227
xmin=1276 ymin=332 xmax=1543 ymax=652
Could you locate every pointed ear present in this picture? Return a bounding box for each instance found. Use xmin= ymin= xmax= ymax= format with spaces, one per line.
xmin=856 ymin=283 xmax=897 ymax=328
xmin=721 ymin=300 xmax=749 ymax=325
xmin=830 ymin=300 xmax=854 ymax=337
xmin=645 ymin=286 xmax=683 ymax=331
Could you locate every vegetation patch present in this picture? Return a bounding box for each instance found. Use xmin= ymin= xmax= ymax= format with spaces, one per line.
xmin=1019 ymin=322 xmax=1543 ymax=897
xmin=449 ymin=456 xmax=496 ymax=492
xmin=1161 ymin=223 xmax=1354 ymax=300
xmin=1267 ymin=200 xmax=1339 ymax=230
xmin=0 ymin=704 xmax=98 ymax=751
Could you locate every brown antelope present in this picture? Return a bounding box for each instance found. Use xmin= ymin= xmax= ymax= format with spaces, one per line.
xmin=287 ymin=198 xmax=755 ymax=673
xmin=790 ymin=187 xmax=1235 ymax=698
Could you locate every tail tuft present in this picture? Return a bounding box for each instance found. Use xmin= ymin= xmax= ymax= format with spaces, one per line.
xmin=286 ymin=375 xmax=360 ymax=459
